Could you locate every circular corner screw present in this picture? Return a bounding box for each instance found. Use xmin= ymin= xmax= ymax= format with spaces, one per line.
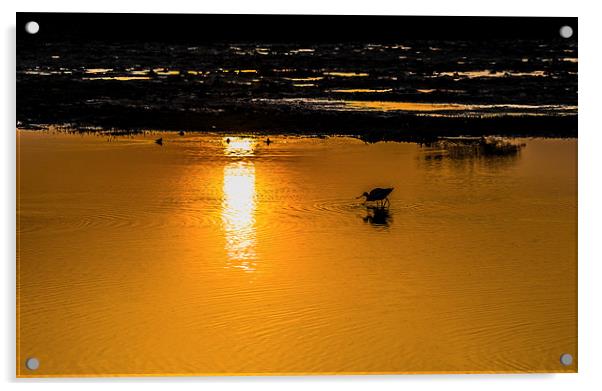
xmin=25 ymin=21 xmax=40 ymax=35
xmin=25 ymin=357 xmax=40 ymax=371
xmin=560 ymin=353 xmax=573 ymax=366
xmin=559 ymin=25 xmax=573 ymax=39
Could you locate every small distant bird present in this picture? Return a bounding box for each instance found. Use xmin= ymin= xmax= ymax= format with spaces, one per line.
xmin=155 ymin=137 xmax=163 ymax=146
xmin=226 ymin=138 xmax=231 ymax=144
xmin=265 ymin=137 xmax=272 ymax=145
xmin=357 ymin=187 xmax=394 ymax=208
xmin=179 ymin=130 xmax=185 ymax=136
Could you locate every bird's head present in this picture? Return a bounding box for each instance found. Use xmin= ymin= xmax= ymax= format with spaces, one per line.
xmin=356 ymin=192 xmax=369 ymax=199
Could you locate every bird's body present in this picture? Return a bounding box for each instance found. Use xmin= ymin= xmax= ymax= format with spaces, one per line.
xmin=155 ymin=137 xmax=163 ymax=146
xmin=358 ymin=187 xmax=394 ymax=207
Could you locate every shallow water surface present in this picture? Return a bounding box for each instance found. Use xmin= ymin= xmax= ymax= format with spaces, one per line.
xmin=17 ymin=131 xmax=577 ymax=375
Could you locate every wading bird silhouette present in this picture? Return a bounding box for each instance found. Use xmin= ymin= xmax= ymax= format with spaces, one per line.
xmin=357 ymin=187 xmax=394 ymax=208
xmin=155 ymin=137 xmax=163 ymax=146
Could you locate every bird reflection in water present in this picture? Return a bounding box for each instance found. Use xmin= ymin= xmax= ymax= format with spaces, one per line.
xmin=363 ymin=206 xmax=392 ymax=226
xmin=221 ymin=137 xmax=257 ymax=272
xmin=358 ymin=187 xmax=394 ymax=227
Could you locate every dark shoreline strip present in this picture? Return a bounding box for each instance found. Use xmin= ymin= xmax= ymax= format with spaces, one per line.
xmin=18 ymin=109 xmax=577 ymax=143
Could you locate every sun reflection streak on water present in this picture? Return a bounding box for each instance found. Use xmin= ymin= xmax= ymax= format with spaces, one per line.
xmin=223 ymin=137 xmax=256 ymax=157
xmin=221 ymin=138 xmax=257 ymax=272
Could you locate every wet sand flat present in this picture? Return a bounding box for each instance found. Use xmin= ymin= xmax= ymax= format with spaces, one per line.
xmin=17 ymin=40 xmax=577 ymax=136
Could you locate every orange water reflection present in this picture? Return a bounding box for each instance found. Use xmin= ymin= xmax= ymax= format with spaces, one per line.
xmin=16 ymin=131 xmax=577 ymax=375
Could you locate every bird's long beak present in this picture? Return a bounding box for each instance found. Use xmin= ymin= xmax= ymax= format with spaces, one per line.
xmin=356 ymin=194 xmax=364 ymax=199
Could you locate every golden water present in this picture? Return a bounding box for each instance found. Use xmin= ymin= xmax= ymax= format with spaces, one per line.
xmin=17 ymin=131 xmax=577 ymax=376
